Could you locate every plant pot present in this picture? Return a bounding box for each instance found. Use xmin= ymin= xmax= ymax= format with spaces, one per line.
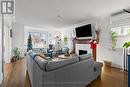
xmin=11 ymin=56 xmax=18 ymax=62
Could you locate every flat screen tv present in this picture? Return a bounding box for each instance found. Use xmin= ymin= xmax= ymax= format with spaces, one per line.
xmin=75 ymin=24 xmax=93 ymax=39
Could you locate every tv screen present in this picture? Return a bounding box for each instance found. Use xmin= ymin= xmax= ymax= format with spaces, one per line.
xmin=75 ymin=24 xmax=92 ymax=38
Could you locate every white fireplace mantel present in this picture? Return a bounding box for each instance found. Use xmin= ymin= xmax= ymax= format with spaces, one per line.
xmin=75 ymin=44 xmax=92 ymax=55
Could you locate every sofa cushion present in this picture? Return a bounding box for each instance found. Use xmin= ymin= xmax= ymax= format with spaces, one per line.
xmin=28 ymin=51 xmax=38 ymax=59
xmin=40 ymin=48 xmax=47 ymax=53
xmin=37 ymin=52 xmax=46 ymax=58
xmin=79 ymin=53 xmax=92 ymax=61
xmin=37 ymin=52 xmax=52 ymax=60
xmin=46 ymin=56 xmax=79 ymax=71
xmin=34 ymin=56 xmax=49 ymax=69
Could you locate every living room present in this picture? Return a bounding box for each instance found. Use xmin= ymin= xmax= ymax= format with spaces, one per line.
xmin=0 ymin=0 xmax=130 ymax=87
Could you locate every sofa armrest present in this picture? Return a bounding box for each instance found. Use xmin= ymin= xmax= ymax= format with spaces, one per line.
xmin=95 ymin=62 xmax=103 ymax=67
xmin=93 ymin=62 xmax=102 ymax=75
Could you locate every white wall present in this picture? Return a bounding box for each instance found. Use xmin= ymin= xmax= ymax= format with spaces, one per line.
xmin=62 ymin=16 xmax=125 ymax=68
xmin=4 ymin=18 xmax=13 ymax=63
xmin=12 ymin=23 xmax=24 ymax=57
xmin=93 ymin=16 xmax=125 ymax=68
xmin=0 ymin=18 xmax=3 ymax=84
xmin=97 ymin=15 xmax=130 ymax=68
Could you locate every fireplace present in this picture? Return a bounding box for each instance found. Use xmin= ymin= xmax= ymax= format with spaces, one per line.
xmin=79 ymin=50 xmax=87 ymax=55
xmin=75 ymin=44 xmax=92 ymax=55
xmin=73 ymin=38 xmax=96 ymax=61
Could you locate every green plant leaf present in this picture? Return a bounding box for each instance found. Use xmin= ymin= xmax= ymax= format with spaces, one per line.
xmin=123 ymin=42 xmax=128 ymax=47
xmin=123 ymin=42 xmax=130 ymax=48
xmin=127 ymin=42 xmax=130 ymax=45
xmin=110 ymin=31 xmax=118 ymax=49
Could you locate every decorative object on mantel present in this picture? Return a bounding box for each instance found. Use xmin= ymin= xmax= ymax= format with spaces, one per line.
xmin=27 ymin=34 xmax=33 ymax=51
xmin=110 ymin=31 xmax=118 ymax=51
xmin=95 ymin=22 xmax=100 ymax=43
xmin=89 ymin=39 xmax=97 ymax=61
xmin=89 ymin=40 xmax=97 ymax=50
xmin=95 ymin=28 xmax=100 ymax=43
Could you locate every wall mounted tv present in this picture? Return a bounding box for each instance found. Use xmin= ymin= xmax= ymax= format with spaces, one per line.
xmin=75 ymin=24 xmax=93 ymax=39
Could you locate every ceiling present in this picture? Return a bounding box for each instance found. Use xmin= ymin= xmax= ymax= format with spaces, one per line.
xmin=15 ymin=0 xmax=130 ymax=29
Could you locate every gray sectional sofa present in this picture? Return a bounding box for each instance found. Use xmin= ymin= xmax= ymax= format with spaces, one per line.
xmin=25 ymin=52 xmax=102 ymax=87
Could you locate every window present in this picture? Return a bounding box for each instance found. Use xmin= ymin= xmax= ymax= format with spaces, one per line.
xmin=29 ymin=32 xmax=47 ymax=48
xmin=122 ymin=25 xmax=130 ymax=35
xmin=111 ymin=27 xmax=121 ymax=35
xmin=111 ymin=25 xmax=130 ymax=36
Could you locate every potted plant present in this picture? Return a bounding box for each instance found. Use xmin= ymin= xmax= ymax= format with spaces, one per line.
xmin=11 ymin=47 xmax=20 ymax=62
xmin=110 ymin=31 xmax=118 ymax=50
xmin=64 ymin=37 xmax=68 ymax=46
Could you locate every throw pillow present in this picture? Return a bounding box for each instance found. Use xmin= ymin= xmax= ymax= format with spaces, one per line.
xmin=37 ymin=52 xmax=51 ymax=60
xmin=38 ymin=52 xmax=46 ymax=58
xmin=79 ymin=53 xmax=92 ymax=61
xmin=28 ymin=51 xmax=38 ymax=59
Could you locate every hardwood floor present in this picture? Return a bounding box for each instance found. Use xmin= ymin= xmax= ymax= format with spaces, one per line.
xmin=87 ymin=67 xmax=128 ymax=87
xmin=1 ymin=59 xmax=31 ymax=87
xmin=1 ymin=59 xmax=128 ymax=87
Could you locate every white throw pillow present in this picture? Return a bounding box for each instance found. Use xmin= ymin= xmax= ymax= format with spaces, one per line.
xmin=79 ymin=53 xmax=92 ymax=61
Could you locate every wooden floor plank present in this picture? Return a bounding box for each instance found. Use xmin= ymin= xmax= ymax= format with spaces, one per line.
xmin=87 ymin=67 xmax=128 ymax=87
xmin=2 ymin=59 xmax=31 ymax=87
xmin=1 ymin=59 xmax=128 ymax=87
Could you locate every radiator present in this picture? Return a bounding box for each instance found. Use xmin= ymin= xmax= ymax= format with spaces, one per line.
xmin=123 ymin=48 xmax=128 ymax=71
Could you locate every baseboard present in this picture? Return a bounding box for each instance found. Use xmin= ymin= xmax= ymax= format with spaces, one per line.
xmin=111 ymin=65 xmax=122 ymax=70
